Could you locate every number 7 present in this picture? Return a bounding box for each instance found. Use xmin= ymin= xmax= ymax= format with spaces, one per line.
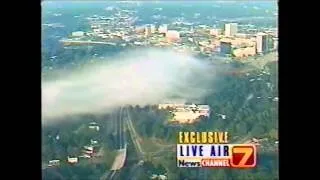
xmin=230 ymin=145 xmax=256 ymax=168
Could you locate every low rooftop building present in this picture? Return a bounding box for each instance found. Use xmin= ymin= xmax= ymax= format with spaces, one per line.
xmin=91 ymin=139 xmax=98 ymax=145
xmin=233 ymin=46 xmax=256 ymax=58
xmin=82 ymin=145 xmax=95 ymax=157
xmin=67 ymin=157 xmax=78 ymax=164
xmin=159 ymin=175 xmax=168 ymax=180
xmin=48 ymin=160 xmax=60 ymax=167
xmin=158 ymin=103 xmax=185 ymax=110
xmin=167 ymin=104 xmax=211 ymax=124
xmin=79 ymin=154 xmax=91 ymax=159
xmin=198 ymin=105 xmax=210 ymax=110
xmin=89 ymin=122 xmax=100 ymax=131
xmin=72 ymin=31 xmax=85 ymax=37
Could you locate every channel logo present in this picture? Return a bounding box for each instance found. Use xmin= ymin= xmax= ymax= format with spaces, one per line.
xmin=177 ymin=144 xmax=256 ymax=168
xmin=230 ymin=145 xmax=256 ymax=168
xmin=176 ymin=131 xmax=257 ymax=168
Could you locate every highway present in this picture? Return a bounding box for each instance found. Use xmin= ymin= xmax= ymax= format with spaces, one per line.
xmin=124 ymin=108 xmax=147 ymax=180
xmin=100 ymin=107 xmax=127 ymax=180
xmin=125 ymin=108 xmax=144 ymax=158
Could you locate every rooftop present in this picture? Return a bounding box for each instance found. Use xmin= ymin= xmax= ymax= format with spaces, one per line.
xmin=256 ymin=32 xmax=267 ymax=36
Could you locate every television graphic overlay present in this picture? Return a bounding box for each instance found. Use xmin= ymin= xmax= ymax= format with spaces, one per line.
xmin=177 ymin=132 xmax=257 ymax=168
xmin=42 ymin=1 xmax=278 ymax=179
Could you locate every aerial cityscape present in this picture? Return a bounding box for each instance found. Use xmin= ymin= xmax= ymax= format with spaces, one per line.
xmin=42 ymin=1 xmax=278 ymax=180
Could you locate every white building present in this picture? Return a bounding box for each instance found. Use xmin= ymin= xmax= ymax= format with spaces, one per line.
xmin=198 ymin=105 xmax=210 ymax=115
xmin=91 ymin=25 xmax=99 ymax=29
xmin=166 ymin=30 xmax=180 ymax=41
xmin=216 ymin=113 xmax=226 ymax=120
xmin=151 ymin=174 xmax=158 ymax=179
xmin=273 ymin=37 xmax=278 ymax=50
xmin=67 ymin=157 xmax=78 ymax=164
xmin=91 ymin=139 xmax=98 ymax=145
xmin=159 ymin=103 xmax=210 ymax=124
xmin=158 ymin=24 xmax=168 ymax=34
xmin=158 ymin=103 xmax=185 ymax=109
xmin=48 ymin=160 xmax=60 ymax=167
xmin=93 ymin=28 xmax=103 ymax=34
xmin=150 ymin=24 xmax=156 ymax=33
xmin=79 ymin=154 xmax=91 ymax=159
xmin=158 ymin=175 xmax=168 ymax=180
xmin=197 ymin=105 xmax=210 ymax=111
xmin=101 ymin=34 xmax=108 ymax=39
xmin=233 ymin=47 xmax=256 ymax=58
xmin=86 ymin=32 xmax=94 ymax=36
xmin=72 ymin=31 xmax=85 ymax=37
xmin=150 ymin=174 xmax=167 ymax=180
xmin=210 ymin=29 xmax=221 ymax=36
xmin=235 ymin=33 xmax=249 ymax=38
xmin=88 ymin=122 xmax=100 ymax=131
xmin=225 ymin=23 xmax=238 ymax=37
xmin=84 ymin=146 xmax=94 ymax=152
xmin=83 ymin=145 xmax=94 ymax=157
xmin=256 ymin=32 xmax=268 ymax=54
xmin=145 ymin=25 xmax=152 ymax=36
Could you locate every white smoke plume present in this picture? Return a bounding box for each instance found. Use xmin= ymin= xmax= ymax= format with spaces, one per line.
xmin=42 ymin=49 xmax=218 ymax=124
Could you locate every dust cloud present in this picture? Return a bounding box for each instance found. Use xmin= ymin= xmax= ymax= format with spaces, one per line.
xmin=42 ymin=49 xmax=218 ymax=124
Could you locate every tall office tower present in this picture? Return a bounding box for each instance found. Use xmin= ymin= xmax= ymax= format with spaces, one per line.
xmin=158 ymin=24 xmax=168 ymax=34
xmin=224 ymin=23 xmax=238 ymax=37
xmin=145 ymin=25 xmax=152 ymax=36
xmin=150 ymin=24 xmax=156 ymax=33
xmin=273 ymin=37 xmax=278 ymax=50
xmin=256 ymin=32 xmax=268 ymax=54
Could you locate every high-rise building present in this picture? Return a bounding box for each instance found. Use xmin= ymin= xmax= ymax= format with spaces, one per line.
xmin=256 ymin=32 xmax=268 ymax=54
xmin=159 ymin=24 xmax=168 ymax=34
xmin=220 ymin=41 xmax=232 ymax=56
xmin=150 ymin=24 xmax=156 ymax=33
xmin=145 ymin=25 xmax=152 ymax=36
xmin=135 ymin=26 xmax=145 ymax=33
xmin=224 ymin=23 xmax=238 ymax=37
xmin=273 ymin=37 xmax=278 ymax=51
